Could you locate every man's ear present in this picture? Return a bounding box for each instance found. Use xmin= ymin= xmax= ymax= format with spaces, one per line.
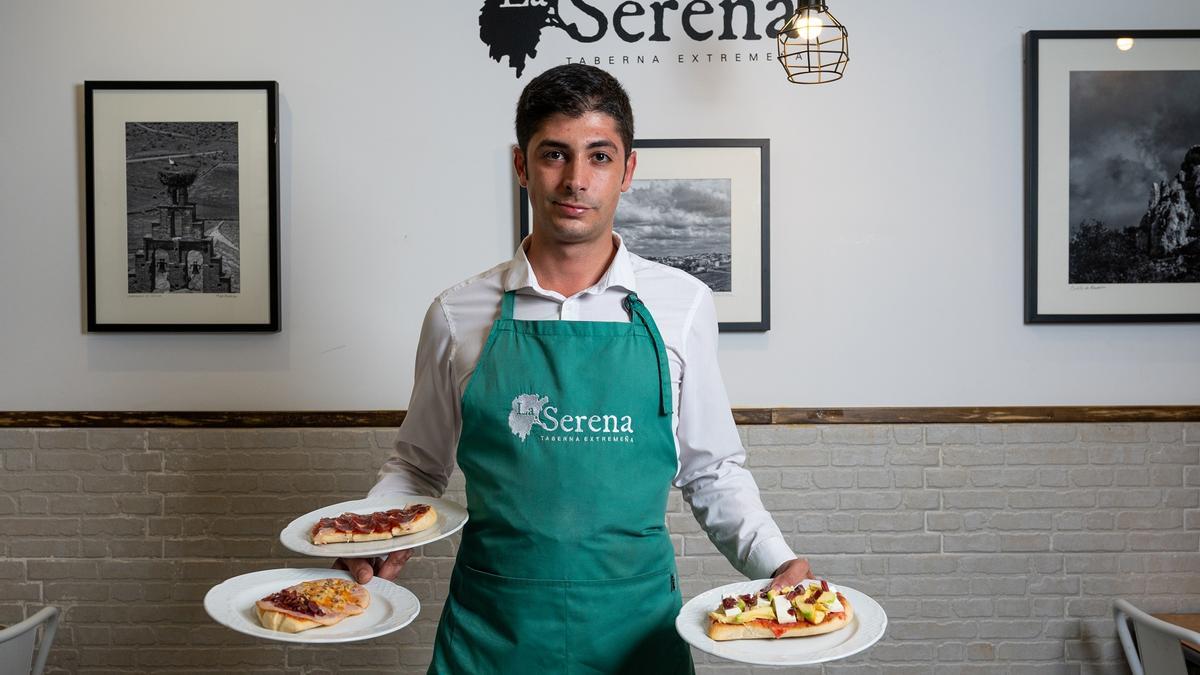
xmin=620 ymin=149 xmax=638 ymax=192
xmin=513 ymin=145 xmax=528 ymax=188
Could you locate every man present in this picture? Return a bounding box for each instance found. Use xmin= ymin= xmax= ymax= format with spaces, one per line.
xmin=339 ymin=63 xmax=809 ymax=674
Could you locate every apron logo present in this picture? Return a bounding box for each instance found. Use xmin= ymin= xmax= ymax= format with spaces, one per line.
xmin=508 ymin=393 xmax=636 ymax=443
xmin=508 ymin=393 xmax=550 ymax=441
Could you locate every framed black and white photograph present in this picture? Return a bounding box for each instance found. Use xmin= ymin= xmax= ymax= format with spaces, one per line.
xmin=520 ymin=138 xmax=770 ymax=331
xmin=85 ymin=81 xmax=280 ymax=331
xmin=1025 ymin=31 xmax=1200 ymax=323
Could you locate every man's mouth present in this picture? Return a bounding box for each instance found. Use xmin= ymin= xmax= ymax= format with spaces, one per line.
xmin=553 ymin=201 xmax=590 ymax=216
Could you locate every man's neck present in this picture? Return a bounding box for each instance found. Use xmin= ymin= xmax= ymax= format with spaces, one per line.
xmin=525 ymin=232 xmax=618 ymax=298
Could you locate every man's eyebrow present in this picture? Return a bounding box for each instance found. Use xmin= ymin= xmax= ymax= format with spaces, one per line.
xmin=535 ymin=139 xmax=620 ymax=151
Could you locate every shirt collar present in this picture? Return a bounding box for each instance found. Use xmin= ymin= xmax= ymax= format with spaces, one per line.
xmin=503 ymin=232 xmax=638 ymax=298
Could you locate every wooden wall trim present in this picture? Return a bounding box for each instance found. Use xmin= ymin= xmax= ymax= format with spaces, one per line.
xmin=1 ymin=407 xmax=1197 ymax=428
xmin=730 ymin=406 xmax=1200 ymax=425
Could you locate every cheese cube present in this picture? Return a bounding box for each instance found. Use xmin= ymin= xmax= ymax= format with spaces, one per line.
xmin=800 ymin=579 xmax=838 ymax=594
xmin=773 ymin=596 xmax=797 ymax=624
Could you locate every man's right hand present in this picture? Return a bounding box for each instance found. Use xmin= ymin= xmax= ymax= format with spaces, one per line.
xmin=334 ymin=549 xmax=414 ymax=584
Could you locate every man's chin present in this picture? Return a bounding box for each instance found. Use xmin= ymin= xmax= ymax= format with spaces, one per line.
xmin=539 ymin=220 xmax=609 ymax=245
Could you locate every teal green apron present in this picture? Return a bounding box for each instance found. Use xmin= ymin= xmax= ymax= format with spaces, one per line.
xmin=428 ymin=290 xmax=694 ymax=674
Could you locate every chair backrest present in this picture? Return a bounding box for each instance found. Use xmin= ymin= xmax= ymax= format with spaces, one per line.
xmin=1114 ymin=599 xmax=1200 ymax=675
xmin=0 ymin=607 xmax=60 ymax=675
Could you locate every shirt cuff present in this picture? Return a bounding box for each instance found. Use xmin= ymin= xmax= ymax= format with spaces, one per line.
xmin=744 ymin=535 xmax=796 ymax=581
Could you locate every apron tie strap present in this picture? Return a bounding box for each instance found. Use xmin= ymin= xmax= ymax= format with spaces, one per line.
xmin=500 ymin=290 xmax=515 ymax=320
xmin=624 ymin=293 xmax=673 ymax=417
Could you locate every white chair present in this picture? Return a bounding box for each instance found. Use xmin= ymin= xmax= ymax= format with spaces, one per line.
xmin=1115 ymin=598 xmax=1200 ymax=675
xmin=0 ymin=607 xmax=60 ymax=675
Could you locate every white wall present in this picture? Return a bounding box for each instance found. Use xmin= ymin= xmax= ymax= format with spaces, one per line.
xmin=1 ymin=0 xmax=1198 ymax=410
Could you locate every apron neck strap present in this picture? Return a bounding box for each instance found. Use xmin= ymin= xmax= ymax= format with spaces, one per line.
xmin=500 ymin=290 xmax=516 ymax=320
xmin=624 ymin=292 xmax=673 ymax=417
xmin=501 ymin=290 xmax=672 ymax=417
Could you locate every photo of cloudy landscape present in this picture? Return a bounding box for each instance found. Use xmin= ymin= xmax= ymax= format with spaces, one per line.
xmin=615 ymin=178 xmax=733 ymax=292
xmin=1068 ymin=70 xmax=1200 ymax=283
xmin=125 ymin=121 xmax=240 ymax=293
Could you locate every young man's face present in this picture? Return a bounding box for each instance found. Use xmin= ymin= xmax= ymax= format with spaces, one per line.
xmin=515 ymin=111 xmax=637 ymax=247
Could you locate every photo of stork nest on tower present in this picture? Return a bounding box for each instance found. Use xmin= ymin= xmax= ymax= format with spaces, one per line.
xmin=125 ymin=122 xmax=240 ymax=294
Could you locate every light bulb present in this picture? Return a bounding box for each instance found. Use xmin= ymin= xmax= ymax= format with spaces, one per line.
xmin=789 ymin=12 xmax=824 ymax=42
xmin=1116 ymin=37 xmax=1134 ymax=51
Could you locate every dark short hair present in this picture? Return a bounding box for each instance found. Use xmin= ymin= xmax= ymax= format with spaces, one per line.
xmin=515 ymin=64 xmax=634 ymax=159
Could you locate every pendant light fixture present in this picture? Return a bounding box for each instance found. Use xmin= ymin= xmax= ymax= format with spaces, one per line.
xmin=777 ymin=0 xmax=849 ymax=84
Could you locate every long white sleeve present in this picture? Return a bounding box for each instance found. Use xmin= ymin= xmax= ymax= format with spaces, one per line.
xmin=673 ymin=289 xmax=796 ymax=580
xmin=369 ymin=299 xmax=460 ymax=499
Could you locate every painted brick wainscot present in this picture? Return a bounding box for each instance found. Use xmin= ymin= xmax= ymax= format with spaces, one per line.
xmin=1 ymin=407 xmax=1198 ymax=674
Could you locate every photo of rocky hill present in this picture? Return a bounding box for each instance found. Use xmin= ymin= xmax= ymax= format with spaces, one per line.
xmin=1068 ymin=70 xmax=1200 ymax=283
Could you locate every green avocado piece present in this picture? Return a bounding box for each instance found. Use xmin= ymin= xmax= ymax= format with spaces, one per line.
xmin=795 ymin=601 xmax=817 ymax=622
xmin=733 ymin=606 xmax=775 ymax=623
xmin=817 ymin=591 xmax=838 ymax=606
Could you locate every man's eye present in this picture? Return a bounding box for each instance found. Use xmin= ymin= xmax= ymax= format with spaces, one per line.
xmin=594 ymin=153 xmax=611 ymax=163
xmin=544 ymin=150 xmax=565 ymax=160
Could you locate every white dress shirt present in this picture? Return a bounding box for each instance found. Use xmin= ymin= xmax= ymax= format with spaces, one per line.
xmin=370 ymin=234 xmax=795 ymax=580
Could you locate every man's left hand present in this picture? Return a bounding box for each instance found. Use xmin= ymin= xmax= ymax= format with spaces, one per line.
xmin=769 ymin=558 xmax=812 ymax=589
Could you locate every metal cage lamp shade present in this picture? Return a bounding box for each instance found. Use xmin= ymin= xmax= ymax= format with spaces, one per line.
xmin=777 ymin=0 xmax=849 ymax=84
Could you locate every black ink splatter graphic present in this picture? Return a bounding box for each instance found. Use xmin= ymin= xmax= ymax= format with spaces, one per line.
xmin=479 ymin=0 xmax=565 ymax=77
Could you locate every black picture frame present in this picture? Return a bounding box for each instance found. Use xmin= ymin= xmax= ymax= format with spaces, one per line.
xmin=519 ymin=138 xmax=771 ymax=332
xmin=1024 ymin=30 xmax=1200 ymax=323
xmin=84 ymin=81 xmax=280 ymax=332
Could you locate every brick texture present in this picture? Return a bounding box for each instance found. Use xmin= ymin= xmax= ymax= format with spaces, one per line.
xmin=1 ymin=423 xmax=1194 ymax=673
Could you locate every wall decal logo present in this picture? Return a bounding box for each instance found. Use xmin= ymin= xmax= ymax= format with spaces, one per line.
xmin=479 ymin=0 xmax=803 ymax=77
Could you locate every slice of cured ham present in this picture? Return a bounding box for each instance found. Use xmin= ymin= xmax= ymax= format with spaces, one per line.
xmin=255 ymin=578 xmax=370 ymax=633
xmin=310 ymin=504 xmax=437 ymax=545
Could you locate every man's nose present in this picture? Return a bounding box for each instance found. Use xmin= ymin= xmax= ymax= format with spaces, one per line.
xmin=563 ymin=159 xmax=587 ymax=193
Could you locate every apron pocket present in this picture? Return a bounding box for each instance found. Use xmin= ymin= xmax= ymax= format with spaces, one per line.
xmin=446 ymin=563 xmax=570 ymax=672
xmin=564 ymin=568 xmax=692 ymax=675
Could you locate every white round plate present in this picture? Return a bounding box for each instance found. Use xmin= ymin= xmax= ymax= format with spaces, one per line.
xmin=676 ymin=579 xmax=887 ymax=666
xmin=204 ymin=568 xmax=419 ymax=644
xmin=279 ymin=495 xmax=468 ymax=559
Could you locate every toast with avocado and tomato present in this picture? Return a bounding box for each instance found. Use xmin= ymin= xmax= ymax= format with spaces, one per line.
xmin=707 ymin=579 xmax=853 ymax=640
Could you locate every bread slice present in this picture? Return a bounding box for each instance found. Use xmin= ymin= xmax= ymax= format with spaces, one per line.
xmin=392 ymin=506 xmax=437 ymax=536
xmin=256 ymin=606 xmax=323 ymax=633
xmin=311 ymin=530 xmax=355 ymax=545
xmin=310 ymin=505 xmax=438 ymax=545
xmin=255 ymin=578 xmax=370 ymax=634
xmin=708 ymin=594 xmax=853 ymax=640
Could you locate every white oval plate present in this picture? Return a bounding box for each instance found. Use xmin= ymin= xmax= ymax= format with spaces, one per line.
xmin=676 ymin=579 xmax=887 ymax=666
xmin=204 ymin=568 xmax=419 ymax=644
xmin=279 ymin=495 xmax=468 ymax=559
